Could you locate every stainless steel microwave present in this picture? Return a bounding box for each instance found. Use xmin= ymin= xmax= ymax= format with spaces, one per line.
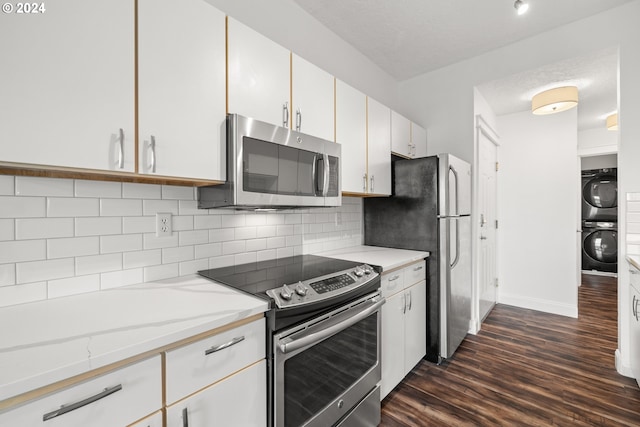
xmin=198 ymin=114 xmax=341 ymax=209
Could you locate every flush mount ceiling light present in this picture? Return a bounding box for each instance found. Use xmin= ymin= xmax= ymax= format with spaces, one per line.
xmin=606 ymin=113 xmax=618 ymax=130
xmin=514 ymin=0 xmax=529 ymax=15
xmin=531 ymin=86 xmax=579 ymax=115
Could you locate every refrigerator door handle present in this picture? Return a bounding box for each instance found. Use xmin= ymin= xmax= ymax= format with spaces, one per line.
xmin=449 ymin=165 xmax=459 ymax=216
xmin=450 ymin=219 xmax=460 ymax=268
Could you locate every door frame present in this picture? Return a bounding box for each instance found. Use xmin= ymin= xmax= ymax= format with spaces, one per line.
xmin=472 ymin=114 xmax=500 ymax=334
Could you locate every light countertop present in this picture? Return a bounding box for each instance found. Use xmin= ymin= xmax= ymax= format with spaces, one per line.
xmin=319 ymin=245 xmax=429 ymax=271
xmin=0 ymin=275 xmax=268 ymax=403
xmin=628 ymin=256 xmax=640 ymax=272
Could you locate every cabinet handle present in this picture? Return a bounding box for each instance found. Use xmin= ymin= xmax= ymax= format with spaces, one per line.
xmin=149 ymin=136 xmax=157 ymax=173
xmin=402 ymin=293 xmax=406 ymax=314
xmin=117 ymin=128 xmax=124 ymax=169
xmin=388 ymin=275 xmax=400 ymax=282
xmin=182 ymin=407 xmax=189 ymax=427
xmin=42 ymin=384 xmax=122 ymax=421
xmin=634 ymin=295 xmax=639 ymax=321
xmin=630 ymin=269 xmax=640 ymax=275
xmin=363 ymin=173 xmax=367 ymax=192
xmin=204 ymin=335 xmax=245 ymax=355
xmin=413 ymin=265 xmax=423 ymax=272
xmin=370 ymin=175 xmax=375 ymax=192
xmin=408 ymin=290 xmax=412 ymax=311
xmin=296 ymin=108 xmax=302 ymax=131
xmin=283 ymin=102 xmax=289 ymax=128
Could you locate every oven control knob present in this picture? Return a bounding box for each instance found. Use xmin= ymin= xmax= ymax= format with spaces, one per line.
xmin=363 ymin=265 xmax=372 ymax=275
xmin=295 ymin=282 xmax=308 ymax=296
xmin=354 ymin=267 xmax=364 ymax=277
xmin=280 ymin=284 xmax=293 ymax=300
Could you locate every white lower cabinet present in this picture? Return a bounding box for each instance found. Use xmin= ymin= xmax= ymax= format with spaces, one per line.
xmin=380 ymin=261 xmax=427 ymax=399
xmin=166 ymin=360 xmax=266 ymax=427
xmin=129 ymin=411 xmax=163 ymax=427
xmin=0 ymin=356 xmax=162 ymax=427
xmin=630 ymin=265 xmax=640 ymax=383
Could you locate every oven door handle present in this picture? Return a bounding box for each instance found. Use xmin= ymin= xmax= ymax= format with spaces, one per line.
xmin=278 ymin=297 xmax=385 ymax=354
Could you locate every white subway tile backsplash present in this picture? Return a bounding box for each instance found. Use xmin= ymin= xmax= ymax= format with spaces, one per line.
xmin=101 ymin=234 xmax=143 ymax=254
xmin=627 ymin=193 xmax=640 ymax=201
xmin=100 ymin=199 xmax=142 ymax=217
xmin=75 ymin=180 xmax=122 ymax=198
xmin=122 ymin=216 xmax=155 ymax=234
xmin=16 ymin=218 xmax=73 ymax=240
xmin=123 ymin=182 xmax=161 ymax=199
xmin=143 ymin=200 xmax=179 ymax=215
xmin=48 ymin=275 xmax=100 ymax=299
xmin=0 ymin=264 xmax=16 ymax=287
xmin=628 ymin=201 xmax=640 ymax=213
xmin=0 ymin=282 xmax=46 ymax=307
xmin=16 ymin=176 xmax=73 ymax=197
xmin=0 ymin=240 xmax=46 ymax=264
xmin=76 ymin=253 xmax=123 ymax=276
xmin=179 ymin=230 xmax=208 ymax=246
xmin=0 ymin=219 xmax=14 ymax=241
xmin=627 ymin=234 xmax=640 ymax=244
xmin=101 ymin=269 xmax=143 ymax=290
xmin=0 ymin=196 xmax=46 ymax=218
xmin=162 ymin=185 xmax=194 ymax=200
xmin=0 ymin=176 xmax=14 ymax=195
xmin=48 ymin=236 xmax=99 ymax=259
xmin=0 ymin=173 xmax=363 ymax=306
xmin=123 ymin=249 xmax=162 ymax=269
xmin=628 ymin=223 xmax=640 ymax=234
xmin=16 ymin=258 xmax=74 ymax=284
xmin=48 ymin=197 xmax=99 ymax=217
xmin=75 ymin=217 xmax=122 ymax=236
xmin=629 ymin=213 xmax=640 ymax=223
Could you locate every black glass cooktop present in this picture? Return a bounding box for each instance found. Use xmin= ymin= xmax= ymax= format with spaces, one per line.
xmin=198 ymin=255 xmax=365 ymax=301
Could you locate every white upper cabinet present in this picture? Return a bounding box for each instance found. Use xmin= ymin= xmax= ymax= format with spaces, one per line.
xmin=335 ymin=80 xmax=367 ymax=194
xmin=291 ymin=54 xmax=335 ymax=142
xmin=367 ymin=97 xmax=392 ymax=196
xmin=412 ymin=122 xmax=428 ymax=158
xmin=0 ymin=0 xmax=135 ymax=172
xmin=138 ymin=0 xmax=226 ymax=181
xmin=227 ymin=17 xmax=291 ymax=128
xmin=391 ymin=111 xmax=412 ymax=158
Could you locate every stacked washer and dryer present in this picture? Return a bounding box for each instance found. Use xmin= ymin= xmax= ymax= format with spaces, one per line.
xmin=581 ymin=168 xmax=618 ymax=274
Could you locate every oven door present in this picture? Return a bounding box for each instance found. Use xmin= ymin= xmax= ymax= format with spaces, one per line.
xmin=273 ymin=293 xmax=383 ymax=427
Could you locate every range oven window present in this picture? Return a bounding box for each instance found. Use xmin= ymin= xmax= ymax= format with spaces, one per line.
xmin=282 ymin=314 xmax=378 ymax=427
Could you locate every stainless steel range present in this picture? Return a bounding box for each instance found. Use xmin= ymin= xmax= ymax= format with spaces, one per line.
xmin=199 ymin=255 xmax=383 ymax=427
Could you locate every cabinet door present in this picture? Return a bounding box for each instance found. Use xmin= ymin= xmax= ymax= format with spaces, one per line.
xmin=367 ymin=97 xmax=391 ymax=196
xmin=0 ymin=356 xmax=161 ymax=427
xmin=227 ymin=17 xmax=290 ymax=128
xmin=166 ymin=360 xmax=267 ymax=427
xmin=404 ymin=280 xmax=427 ymax=373
xmin=630 ymin=270 xmax=640 ymax=382
xmin=391 ymin=111 xmax=411 ymax=158
xmin=129 ymin=411 xmax=162 ymax=427
xmin=335 ymin=80 xmax=367 ymax=194
xmin=412 ymin=123 xmax=428 ymax=159
xmin=0 ymin=0 xmax=134 ymax=172
xmin=292 ymin=55 xmax=334 ymax=142
xmin=381 ymin=291 xmax=406 ymax=399
xmin=138 ymin=0 xmax=226 ymax=180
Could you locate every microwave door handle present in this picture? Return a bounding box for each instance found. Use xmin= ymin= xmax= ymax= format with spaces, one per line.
xmin=315 ymin=155 xmax=323 ymax=195
xmin=323 ymin=153 xmax=330 ymax=196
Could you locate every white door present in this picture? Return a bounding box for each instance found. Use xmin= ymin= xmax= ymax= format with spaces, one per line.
xmin=0 ymin=0 xmax=134 ymax=172
xmin=412 ymin=123 xmax=428 ymax=158
xmin=367 ymin=97 xmax=392 ymax=196
xmin=381 ymin=290 xmax=405 ymax=399
xmin=291 ymin=54 xmax=334 ymax=141
xmin=335 ymin=80 xmax=367 ymax=194
xmin=227 ymin=18 xmax=290 ymax=128
xmin=478 ymin=132 xmax=498 ymax=322
xmin=138 ymin=0 xmax=226 ymax=180
xmin=404 ymin=280 xmax=427 ymax=372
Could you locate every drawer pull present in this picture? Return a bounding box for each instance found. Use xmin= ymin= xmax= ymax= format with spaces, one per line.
xmin=413 ymin=265 xmax=423 ymax=271
xmin=42 ymin=384 xmax=122 ymax=421
xmin=182 ymin=407 xmax=189 ymax=427
xmin=204 ymin=336 xmax=245 ymax=356
xmin=388 ymin=275 xmax=400 ymax=282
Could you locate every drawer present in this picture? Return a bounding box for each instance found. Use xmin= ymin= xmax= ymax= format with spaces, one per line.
xmin=381 ymin=270 xmax=405 ymax=298
xmin=404 ymin=261 xmax=426 ymax=286
xmin=0 ymin=355 xmax=161 ymax=427
xmin=165 ymin=317 xmax=265 ymax=405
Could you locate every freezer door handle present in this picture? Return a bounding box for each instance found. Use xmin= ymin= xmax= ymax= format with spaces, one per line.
xmin=449 ymin=164 xmax=459 ymax=216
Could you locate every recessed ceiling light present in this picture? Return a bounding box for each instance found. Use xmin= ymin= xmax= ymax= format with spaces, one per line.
xmin=514 ymin=0 xmax=529 ymax=15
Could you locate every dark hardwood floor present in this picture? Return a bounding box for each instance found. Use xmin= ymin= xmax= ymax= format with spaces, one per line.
xmin=380 ymin=274 xmax=640 ymax=426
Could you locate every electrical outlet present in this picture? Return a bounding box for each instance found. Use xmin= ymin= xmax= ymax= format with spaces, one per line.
xmin=156 ymin=213 xmax=172 ymax=237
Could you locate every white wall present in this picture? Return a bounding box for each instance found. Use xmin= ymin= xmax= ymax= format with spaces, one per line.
xmin=399 ymin=0 xmax=640 ymax=376
xmin=578 ymin=127 xmax=618 ymax=157
xmin=203 ymin=0 xmax=399 ymax=109
xmin=497 ymin=109 xmax=579 ymax=317
xmin=0 ymin=175 xmax=363 ymax=308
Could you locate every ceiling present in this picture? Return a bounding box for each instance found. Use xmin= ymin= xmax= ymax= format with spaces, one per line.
xmin=293 ymin=0 xmax=632 ymax=130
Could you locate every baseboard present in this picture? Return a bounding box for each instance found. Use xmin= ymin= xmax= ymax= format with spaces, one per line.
xmin=615 ymin=349 xmax=635 ymax=379
xmin=498 ymin=293 xmax=578 ymax=318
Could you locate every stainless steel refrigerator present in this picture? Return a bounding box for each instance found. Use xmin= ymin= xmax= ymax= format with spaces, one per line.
xmin=364 ymin=154 xmax=471 ymax=363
